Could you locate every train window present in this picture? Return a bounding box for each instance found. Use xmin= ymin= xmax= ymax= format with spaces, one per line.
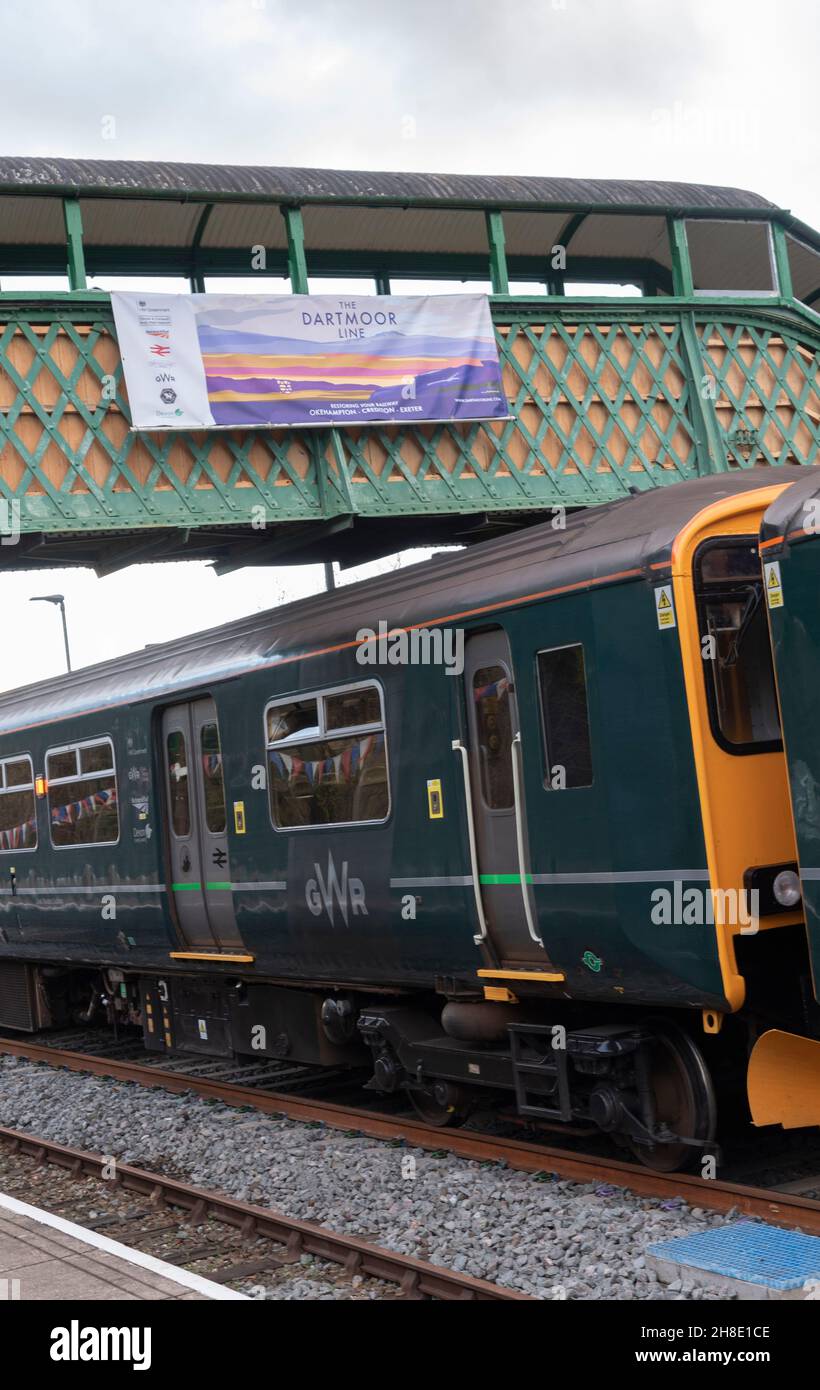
xmin=200 ymin=723 xmax=227 ymax=833
xmin=5 ymin=758 xmax=33 ymax=788
xmin=47 ymin=749 xmax=77 ymax=781
xmin=265 ymin=682 xmax=389 ymax=829
xmin=47 ymin=737 xmax=119 ymax=848
xmin=266 ymin=699 xmax=319 ymax=744
xmin=695 ymin=540 xmax=782 ymax=754
xmin=0 ymin=754 xmax=37 ymax=852
xmin=80 ymin=743 xmax=114 ymax=775
xmin=325 ymin=687 xmax=381 ymax=732
xmin=537 ymin=645 xmax=594 ymax=789
xmin=166 ymin=730 xmax=190 ymax=837
xmin=472 ymin=665 xmax=514 ymax=809
xmin=698 ymin=547 xmax=763 ymax=583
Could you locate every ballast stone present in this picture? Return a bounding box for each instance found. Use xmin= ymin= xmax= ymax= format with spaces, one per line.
xmin=0 ymin=1054 xmax=737 ymax=1301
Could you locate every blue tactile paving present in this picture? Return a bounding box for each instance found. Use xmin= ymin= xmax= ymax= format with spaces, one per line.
xmin=647 ymin=1221 xmax=820 ymax=1290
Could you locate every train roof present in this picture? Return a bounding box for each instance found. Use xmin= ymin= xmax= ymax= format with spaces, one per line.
xmin=760 ymin=467 xmax=820 ymax=547
xmin=0 ymin=466 xmax=807 ymax=735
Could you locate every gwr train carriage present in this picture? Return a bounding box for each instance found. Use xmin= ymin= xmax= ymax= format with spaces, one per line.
xmin=1 ymin=466 xmax=818 ymax=1169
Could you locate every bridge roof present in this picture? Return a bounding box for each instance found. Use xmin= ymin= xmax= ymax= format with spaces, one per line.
xmin=1 ymin=158 xmax=808 ymax=275
xmin=0 ymin=157 xmax=779 ymax=212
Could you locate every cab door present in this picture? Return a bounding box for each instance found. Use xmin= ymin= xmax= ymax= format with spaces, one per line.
xmin=760 ymin=487 xmax=820 ymax=999
xmin=161 ymin=699 xmax=244 ymax=953
xmin=463 ymin=629 xmax=549 ymax=967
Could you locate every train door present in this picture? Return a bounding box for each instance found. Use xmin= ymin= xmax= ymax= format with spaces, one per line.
xmin=463 ymin=630 xmax=550 ymax=967
xmin=161 ymin=699 xmax=244 ymax=952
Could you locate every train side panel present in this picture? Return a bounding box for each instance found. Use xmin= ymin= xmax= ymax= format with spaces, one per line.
xmin=0 ymin=702 xmax=173 ymax=963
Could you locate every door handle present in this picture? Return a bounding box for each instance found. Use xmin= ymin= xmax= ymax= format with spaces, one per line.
xmin=451 ymin=739 xmax=489 ymax=945
xmin=511 ymin=732 xmax=545 ymax=948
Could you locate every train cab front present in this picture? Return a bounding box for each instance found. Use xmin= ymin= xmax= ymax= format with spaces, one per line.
xmin=742 ymin=474 xmax=820 ymax=1129
xmin=671 ymin=476 xmax=820 ymax=1133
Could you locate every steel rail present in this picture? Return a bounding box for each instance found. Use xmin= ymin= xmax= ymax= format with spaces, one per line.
xmin=2 ymin=1036 xmax=819 ymax=1236
xmin=0 ymin=1125 xmax=528 ymax=1301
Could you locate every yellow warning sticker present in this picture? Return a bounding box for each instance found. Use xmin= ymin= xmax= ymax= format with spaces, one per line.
xmin=654 ymin=585 xmax=677 ymax=629
xmin=765 ymin=561 xmax=783 ymax=608
xmin=233 ymin=800 xmax=246 ymax=834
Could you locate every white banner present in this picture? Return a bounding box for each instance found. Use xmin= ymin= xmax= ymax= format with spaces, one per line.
xmin=110 ymin=291 xmax=507 ymax=431
xmin=110 ymin=293 xmax=214 ymax=429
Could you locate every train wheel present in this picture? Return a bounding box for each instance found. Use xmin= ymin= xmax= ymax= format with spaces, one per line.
xmin=407 ymin=1080 xmax=471 ymax=1128
xmin=629 ymin=1023 xmax=717 ymax=1172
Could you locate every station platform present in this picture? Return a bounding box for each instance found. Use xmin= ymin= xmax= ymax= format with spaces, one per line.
xmin=0 ymin=1191 xmax=247 ymax=1301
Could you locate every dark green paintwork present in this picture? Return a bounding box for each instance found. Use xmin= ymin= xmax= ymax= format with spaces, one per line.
xmin=763 ymin=529 xmax=820 ymax=998
xmin=0 ymin=563 xmax=726 ymax=1010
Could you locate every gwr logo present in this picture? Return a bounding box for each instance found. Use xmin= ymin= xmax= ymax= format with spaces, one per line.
xmin=305 ymin=853 xmax=367 ymax=926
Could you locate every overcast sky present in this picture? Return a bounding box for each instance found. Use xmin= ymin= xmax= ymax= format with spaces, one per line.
xmin=0 ymin=0 xmax=816 ymax=690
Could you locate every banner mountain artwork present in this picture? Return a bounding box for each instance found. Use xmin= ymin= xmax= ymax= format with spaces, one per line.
xmin=111 ymin=291 xmax=508 ymax=430
xmin=192 ymin=296 xmax=507 ymax=427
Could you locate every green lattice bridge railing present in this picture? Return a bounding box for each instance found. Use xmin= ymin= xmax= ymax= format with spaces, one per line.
xmin=1 ymin=159 xmax=819 ymax=569
xmin=2 ymin=295 xmax=819 ymax=565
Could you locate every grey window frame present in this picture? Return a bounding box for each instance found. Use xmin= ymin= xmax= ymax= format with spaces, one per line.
xmin=46 ymin=734 xmax=120 ymax=850
xmin=264 ymin=679 xmax=390 ymax=833
xmin=0 ymin=752 xmax=37 ymax=854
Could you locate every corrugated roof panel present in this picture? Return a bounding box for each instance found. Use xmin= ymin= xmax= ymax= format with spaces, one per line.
xmin=566 ymin=214 xmax=672 ymax=267
xmin=199 ymin=202 xmax=289 ymax=250
xmin=0 ymin=156 xmax=777 ymax=213
xmin=0 ymin=195 xmax=67 ymax=245
xmin=301 ymin=204 xmax=488 ymax=254
xmin=80 ymin=198 xmax=203 ymax=247
xmin=500 ymin=210 xmax=569 ymax=258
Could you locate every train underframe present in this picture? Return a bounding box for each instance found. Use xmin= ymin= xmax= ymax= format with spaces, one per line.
xmin=2 ymin=956 xmax=794 ymax=1172
xmin=3 ymin=942 xmax=819 ymax=1170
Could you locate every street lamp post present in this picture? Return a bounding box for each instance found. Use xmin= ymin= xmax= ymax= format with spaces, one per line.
xmin=30 ymin=594 xmax=72 ymax=672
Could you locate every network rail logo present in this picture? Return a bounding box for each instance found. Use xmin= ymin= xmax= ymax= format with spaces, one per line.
xmin=356 ymin=621 xmax=464 ymax=676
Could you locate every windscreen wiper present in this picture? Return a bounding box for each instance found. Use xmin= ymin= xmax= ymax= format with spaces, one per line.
xmin=722 ymin=585 xmax=762 ymax=667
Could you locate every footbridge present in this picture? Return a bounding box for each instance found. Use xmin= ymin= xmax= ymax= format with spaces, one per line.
xmin=1 ymin=157 xmax=819 ymax=571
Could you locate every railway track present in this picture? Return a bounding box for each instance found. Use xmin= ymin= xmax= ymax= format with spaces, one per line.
xmin=2 ymin=1032 xmax=819 ymax=1238
xmin=0 ymin=1125 xmax=527 ymax=1301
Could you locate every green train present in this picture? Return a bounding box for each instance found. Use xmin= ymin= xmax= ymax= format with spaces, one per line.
xmin=0 ymin=466 xmax=818 ymax=1170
